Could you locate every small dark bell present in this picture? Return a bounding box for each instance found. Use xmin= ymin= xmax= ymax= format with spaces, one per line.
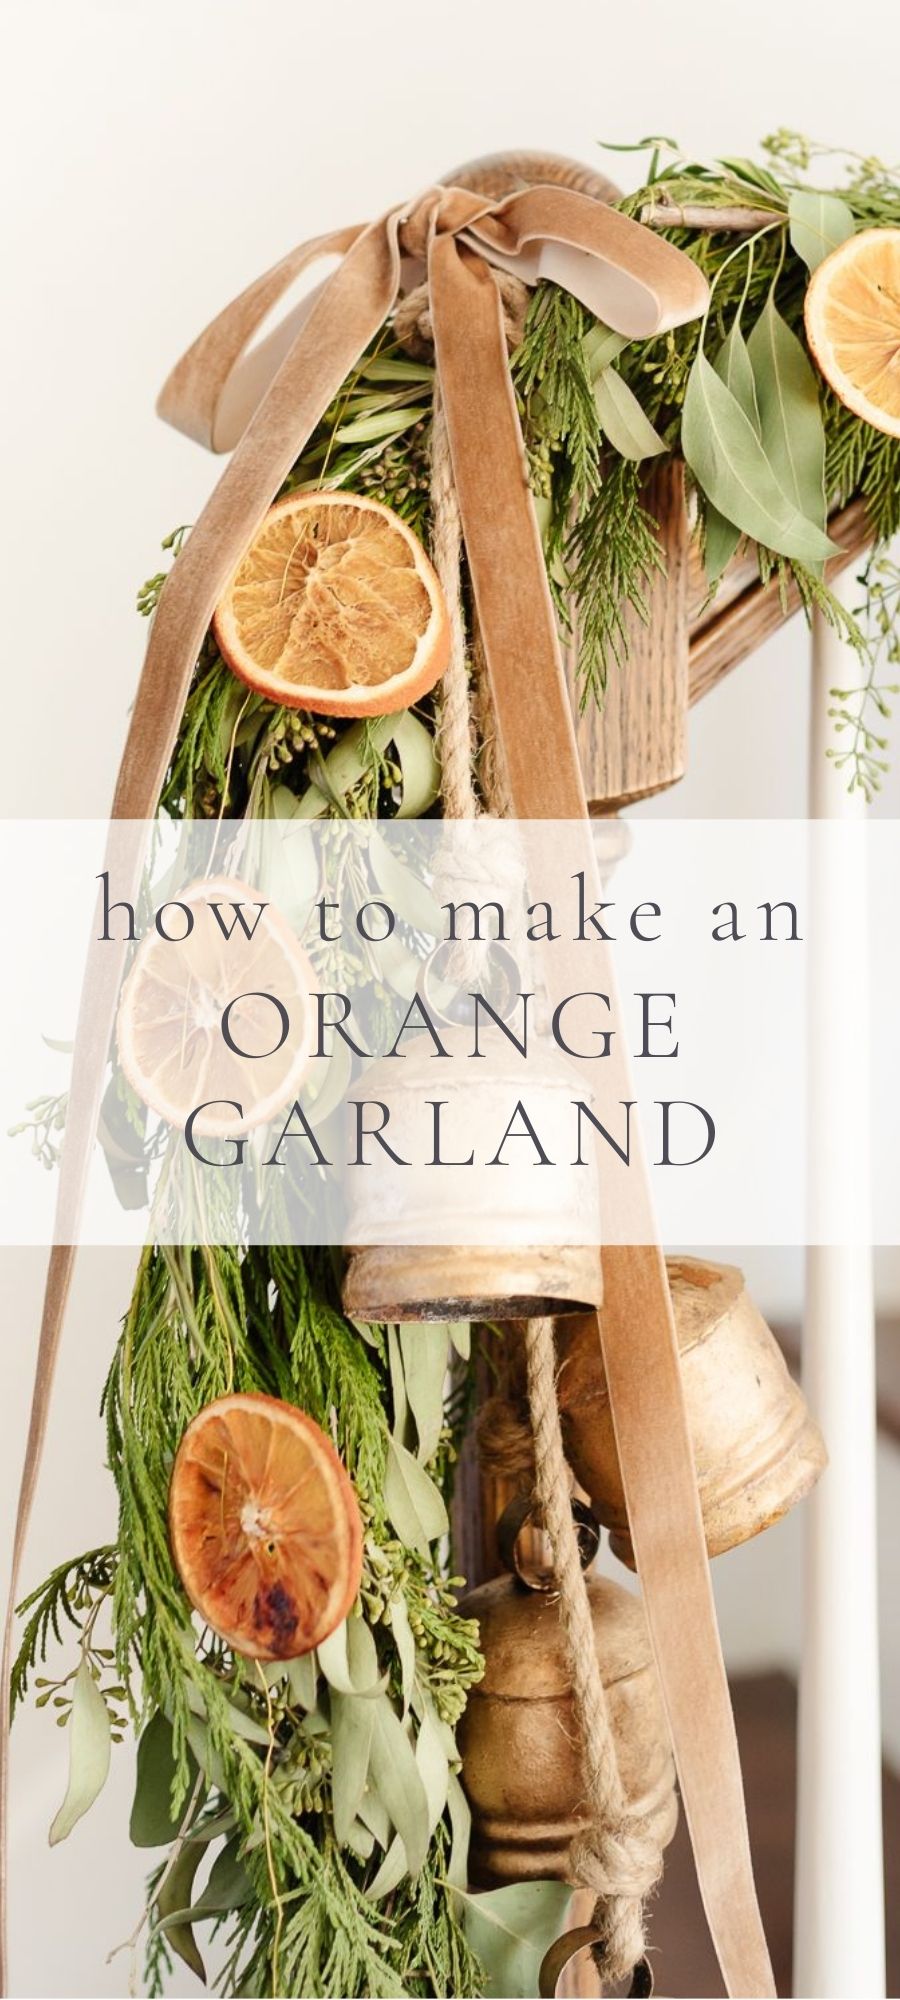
xmin=457 ymin=1572 xmax=676 ymax=1886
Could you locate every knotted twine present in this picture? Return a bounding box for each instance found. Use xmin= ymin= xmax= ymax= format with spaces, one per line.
xmin=426 ymin=387 xmax=672 ymax=1987
xmin=524 ymin=1320 xmax=677 ymax=1988
xmin=405 ymin=267 xmax=523 ymax=827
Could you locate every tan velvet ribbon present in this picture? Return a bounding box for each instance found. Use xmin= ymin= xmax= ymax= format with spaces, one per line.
xmin=1 ymin=181 xmax=774 ymax=1998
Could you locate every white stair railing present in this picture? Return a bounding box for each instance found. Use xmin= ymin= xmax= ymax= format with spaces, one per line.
xmin=794 ymin=574 xmax=885 ymax=1997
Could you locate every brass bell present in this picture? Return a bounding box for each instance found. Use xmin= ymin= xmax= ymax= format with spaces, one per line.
xmin=556 ymin=1257 xmax=827 ymax=1565
xmin=342 ymin=1026 xmax=603 ymax=1322
xmin=457 ymin=1572 xmax=677 ymax=1886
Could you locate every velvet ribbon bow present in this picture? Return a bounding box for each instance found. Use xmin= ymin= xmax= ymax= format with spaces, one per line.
xmin=118 ymin=179 xmax=709 ymax=820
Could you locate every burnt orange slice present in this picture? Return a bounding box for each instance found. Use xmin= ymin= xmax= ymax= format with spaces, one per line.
xmin=169 ymin=1392 xmax=363 ymax=1659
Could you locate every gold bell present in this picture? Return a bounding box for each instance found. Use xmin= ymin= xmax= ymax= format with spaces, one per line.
xmin=457 ymin=1572 xmax=677 ymax=1886
xmin=342 ymin=1028 xmax=603 ymax=1322
xmin=556 ymin=1256 xmax=827 ymax=1565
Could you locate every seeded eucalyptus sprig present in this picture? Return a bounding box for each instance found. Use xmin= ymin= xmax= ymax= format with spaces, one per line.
xmin=828 ymin=554 xmax=900 ymax=799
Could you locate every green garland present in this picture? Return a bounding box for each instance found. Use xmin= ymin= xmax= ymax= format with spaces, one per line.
xmin=13 ymin=131 xmax=900 ymax=2000
xmin=16 ymin=1245 xmax=482 ymax=1996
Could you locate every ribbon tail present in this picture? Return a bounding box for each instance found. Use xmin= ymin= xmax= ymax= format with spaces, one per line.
xmin=0 ymin=214 xmax=402 ymax=1997
xmin=429 ymin=234 xmax=774 ymax=1999
xmin=0 ymin=1242 xmax=76 ymax=1995
xmin=466 ymin=183 xmax=710 ymax=338
xmin=115 ymin=216 xmax=402 ymax=823
xmin=429 ymin=234 xmax=582 ymax=818
xmin=158 ymin=222 xmax=367 ymax=451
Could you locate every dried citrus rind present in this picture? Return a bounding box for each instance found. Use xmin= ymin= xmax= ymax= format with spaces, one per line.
xmin=169 ymin=1391 xmax=363 ymax=1660
xmin=116 ymin=876 xmax=314 ymax=1137
xmin=805 ymin=227 xmax=900 ymax=440
xmin=213 ymin=491 xmax=450 ymax=716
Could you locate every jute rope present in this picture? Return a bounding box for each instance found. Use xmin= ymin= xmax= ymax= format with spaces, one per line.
xmin=524 ymin=1319 xmax=675 ymax=1988
xmin=403 ymin=267 xmax=525 ymax=825
xmin=430 ymin=385 xmax=478 ymax=822
xmin=424 ymin=346 xmax=671 ymax=1988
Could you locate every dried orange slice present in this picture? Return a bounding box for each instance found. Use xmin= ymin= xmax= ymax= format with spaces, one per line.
xmin=212 ymin=491 xmax=449 ymax=716
xmin=169 ymin=1392 xmax=363 ymax=1660
xmin=804 ymin=227 xmax=900 ymax=438
xmin=116 ymin=876 xmax=314 ymax=1137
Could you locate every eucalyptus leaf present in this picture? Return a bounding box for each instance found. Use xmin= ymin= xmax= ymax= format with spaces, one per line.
xmin=446 ymin=1770 xmax=472 ymax=1890
xmin=184 ymin=1805 xmax=236 ymax=1846
xmin=335 ymin=407 xmax=428 ymax=445
xmin=456 ymin=1880 xmax=574 ymax=2000
xmin=747 ymin=293 xmax=829 ymax=571
xmin=156 ymin=1837 xmax=253 ymax=1974
xmin=292 ymin=781 xmax=329 ymax=821
xmin=449 ymin=1320 xmax=471 ymax=1359
xmin=375 ymin=929 xmax=424 ymax=999
xmin=270 ymin=822 xmax=322 ymax=916
xmin=415 ymin=1704 xmax=450 ymax=1834
xmin=344 ymin=1817 xmax=376 ymax=1861
xmin=182 ymin=1674 xmax=270 ymax=1748
xmin=346 ymin=1614 xmax=382 ymax=1691
xmin=286 ymin=1651 xmax=318 ymax=1711
xmin=582 ymin=322 xmax=628 ymax=377
xmin=215 ymin=675 xmax=254 ymax=762
xmin=356 ymin=1781 xmax=391 ymax=1849
xmin=270 ymin=783 xmax=302 ymax=820
xmin=184 ymin=1714 xmax=227 ymax=1795
xmin=318 ymin=1618 xmax=383 ymax=1697
xmin=682 ymin=349 xmax=836 ymax=565
xmin=302 ymin=1032 xmax=351 ymax=1126
xmin=532 ymin=492 xmax=553 ymax=550
xmin=130 ymin=1712 xmax=202 ymax=1848
xmin=391 ymin=711 xmax=442 ymax=818
xmin=369 ymin=830 xmax=442 ymax=935
xmin=331 ymin=1692 xmax=376 ymax=1844
xmin=384 ymin=1438 xmax=449 ymax=1555
xmin=349 ymin=1315 xmax=382 ymax=1350
xmin=367 ymin=1831 xmax=409 ymax=1899
xmin=387 ymin=1324 xmax=410 ymax=1444
xmin=703 ymin=505 xmax=742 ymax=584
xmin=299 ymin=1705 xmax=330 ymax=1737
xmin=703 ymin=321 xmax=759 ymax=582
xmin=154 ymin=1838 xmax=205 ymax=1982
xmin=295 ymin=715 xmax=395 ymax=816
xmin=788 ymin=189 xmax=855 ymax=273
xmin=48 ymin=1660 xmax=111 ymax=1846
xmin=358 ymin=356 xmax=435 ymax=384
xmin=714 ymin=321 xmax=760 ymax=430
xmin=399 ymin=1322 xmax=450 ymax=1463
xmin=316 ymin=1621 xmax=354 ymax=1695
xmin=593 ymin=368 xmax=665 ymax=461
xmin=192 ymin=1833 xmax=253 ymax=1915
xmin=368 ymin=1694 xmax=430 ymax=1876
xmin=388 ymin=1594 xmax=417 ymax=1712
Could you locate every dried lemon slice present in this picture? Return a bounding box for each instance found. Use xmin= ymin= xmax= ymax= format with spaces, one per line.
xmin=804 ymin=227 xmax=900 ymax=438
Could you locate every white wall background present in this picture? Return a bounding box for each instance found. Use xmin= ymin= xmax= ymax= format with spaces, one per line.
xmin=2 ymin=0 xmax=899 ymax=1992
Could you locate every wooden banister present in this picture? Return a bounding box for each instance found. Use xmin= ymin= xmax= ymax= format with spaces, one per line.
xmin=688 ymin=498 xmax=873 ymax=707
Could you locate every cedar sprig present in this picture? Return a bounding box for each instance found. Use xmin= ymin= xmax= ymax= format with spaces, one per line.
xmin=515 ymin=282 xmax=602 ymax=522
xmin=567 ymin=456 xmax=665 ymax=703
xmin=11 ymin=1546 xmax=118 ymax=1710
